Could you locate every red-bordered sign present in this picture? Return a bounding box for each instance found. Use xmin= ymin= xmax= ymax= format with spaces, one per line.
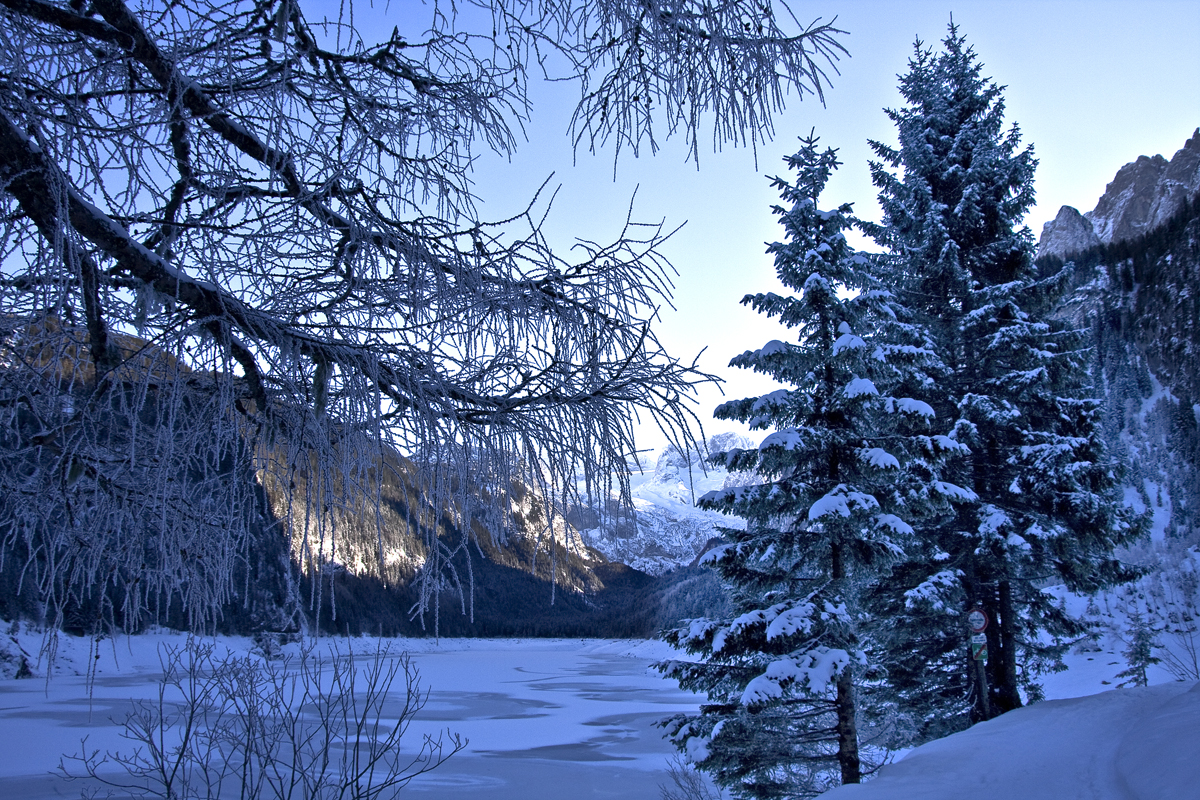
xmin=967 ymin=608 xmax=988 ymax=633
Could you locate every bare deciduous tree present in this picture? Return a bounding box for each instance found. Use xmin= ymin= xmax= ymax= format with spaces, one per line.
xmin=0 ymin=0 xmax=845 ymax=631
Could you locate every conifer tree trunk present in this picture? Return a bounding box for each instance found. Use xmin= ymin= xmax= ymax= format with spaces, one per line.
xmin=831 ymin=540 xmax=862 ymax=783
xmin=963 ymin=571 xmax=994 ymax=722
xmin=995 ymin=580 xmax=1023 ymax=712
xmin=836 ymin=669 xmax=862 ymax=784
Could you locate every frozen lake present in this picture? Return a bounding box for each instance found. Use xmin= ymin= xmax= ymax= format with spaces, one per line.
xmin=0 ymin=635 xmax=700 ymax=800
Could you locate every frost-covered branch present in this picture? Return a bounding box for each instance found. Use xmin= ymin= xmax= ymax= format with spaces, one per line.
xmin=0 ymin=0 xmax=844 ymax=631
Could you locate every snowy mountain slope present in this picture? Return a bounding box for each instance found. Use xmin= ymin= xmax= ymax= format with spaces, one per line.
xmin=571 ymin=433 xmax=756 ymax=574
xmin=1073 ymin=543 xmax=1200 ymax=685
xmin=819 ymin=680 xmax=1200 ymax=800
xmin=1035 ymin=130 xmax=1200 ymax=569
xmin=1060 ymin=208 xmax=1200 ymax=544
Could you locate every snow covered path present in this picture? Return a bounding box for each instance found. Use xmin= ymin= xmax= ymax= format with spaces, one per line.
xmin=821 ymin=680 xmax=1200 ymax=800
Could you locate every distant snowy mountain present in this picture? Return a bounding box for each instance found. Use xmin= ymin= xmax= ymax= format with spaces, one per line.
xmin=571 ymin=433 xmax=757 ymax=575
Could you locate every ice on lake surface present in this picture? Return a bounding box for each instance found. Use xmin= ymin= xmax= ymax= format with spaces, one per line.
xmin=0 ymin=635 xmax=698 ymax=800
xmin=399 ymin=641 xmax=701 ymax=798
xmin=2 ymin=629 xmax=1194 ymax=799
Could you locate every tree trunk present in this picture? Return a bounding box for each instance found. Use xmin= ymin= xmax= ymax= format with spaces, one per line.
xmin=973 ymin=655 xmax=992 ymax=721
xmin=994 ymin=579 xmax=1022 ymax=712
xmin=830 ymin=539 xmax=861 ymax=784
xmin=962 ymin=571 xmax=993 ymax=722
xmin=835 ymin=668 xmax=861 ymax=784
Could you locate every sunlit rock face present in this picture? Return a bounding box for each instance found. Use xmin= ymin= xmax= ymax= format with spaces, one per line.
xmin=1038 ymin=128 xmax=1200 ymax=260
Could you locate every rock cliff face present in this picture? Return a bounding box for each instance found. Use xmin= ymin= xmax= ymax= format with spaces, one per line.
xmin=1038 ymin=128 xmax=1200 ymax=261
xmin=1038 ymin=205 xmax=1101 ymax=261
xmin=1039 ymin=128 xmax=1200 ymax=542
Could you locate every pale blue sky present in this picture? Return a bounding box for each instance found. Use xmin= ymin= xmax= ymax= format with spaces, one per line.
xmin=339 ymin=0 xmax=1200 ymax=453
xmin=467 ymin=1 xmax=1200 ymax=453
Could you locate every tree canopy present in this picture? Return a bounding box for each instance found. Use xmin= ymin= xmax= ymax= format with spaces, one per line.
xmin=0 ymin=0 xmax=846 ymax=631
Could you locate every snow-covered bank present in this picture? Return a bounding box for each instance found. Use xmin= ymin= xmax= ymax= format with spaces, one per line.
xmin=820 ymin=680 xmax=1200 ymax=800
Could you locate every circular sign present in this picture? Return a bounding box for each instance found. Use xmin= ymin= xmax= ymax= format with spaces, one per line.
xmin=967 ymin=608 xmax=988 ymax=633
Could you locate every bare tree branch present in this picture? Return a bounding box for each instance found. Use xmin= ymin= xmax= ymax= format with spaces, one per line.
xmin=0 ymin=0 xmax=846 ymax=631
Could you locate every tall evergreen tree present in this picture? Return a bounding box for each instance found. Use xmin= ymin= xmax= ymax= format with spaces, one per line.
xmin=866 ymin=25 xmax=1141 ymax=735
xmin=658 ymin=135 xmax=951 ymax=798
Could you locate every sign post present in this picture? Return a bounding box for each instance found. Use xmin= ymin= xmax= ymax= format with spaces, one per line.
xmin=967 ymin=607 xmax=991 ymax=721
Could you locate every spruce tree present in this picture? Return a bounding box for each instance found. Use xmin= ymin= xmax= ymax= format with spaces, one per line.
xmin=1116 ymin=612 xmax=1161 ymax=688
xmin=658 ymin=135 xmax=950 ymax=798
xmin=866 ymin=25 xmax=1141 ymax=735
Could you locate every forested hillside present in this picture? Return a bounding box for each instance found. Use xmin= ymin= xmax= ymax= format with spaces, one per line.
xmin=1039 ymin=131 xmax=1200 ymax=540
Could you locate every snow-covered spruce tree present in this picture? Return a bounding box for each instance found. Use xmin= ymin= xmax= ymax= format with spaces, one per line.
xmin=865 ymin=25 xmax=1141 ymax=733
xmin=658 ymin=136 xmax=950 ymax=798
xmin=1115 ymin=612 xmax=1161 ymax=688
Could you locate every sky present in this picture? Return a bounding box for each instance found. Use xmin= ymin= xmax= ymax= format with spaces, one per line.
xmin=342 ymin=0 xmax=1200 ymax=455
xmin=460 ymin=0 xmax=1200 ymax=454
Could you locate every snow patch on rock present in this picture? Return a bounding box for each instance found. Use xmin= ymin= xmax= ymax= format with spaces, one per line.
xmin=572 ymin=434 xmax=756 ymax=575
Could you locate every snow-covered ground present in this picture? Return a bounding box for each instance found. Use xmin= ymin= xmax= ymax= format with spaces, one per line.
xmin=0 ymin=631 xmax=694 ymax=800
xmin=821 ymin=589 xmax=1198 ymax=800
xmin=0 ymin=627 xmax=1194 ymax=800
xmin=822 ymin=681 xmax=1199 ymax=800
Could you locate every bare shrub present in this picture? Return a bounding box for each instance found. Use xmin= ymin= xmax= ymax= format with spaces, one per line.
xmin=660 ymin=754 xmax=726 ymax=800
xmin=61 ymin=639 xmax=463 ymax=799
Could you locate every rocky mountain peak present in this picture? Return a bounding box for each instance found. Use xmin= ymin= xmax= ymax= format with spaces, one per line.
xmin=573 ymin=433 xmax=756 ymax=575
xmin=1038 ymin=205 xmax=1102 ymax=261
xmin=1037 ymin=127 xmax=1200 ymax=260
xmin=650 ymin=432 xmax=756 ymax=486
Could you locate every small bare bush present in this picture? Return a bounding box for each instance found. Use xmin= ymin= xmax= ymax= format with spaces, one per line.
xmin=660 ymin=754 xmax=726 ymax=800
xmin=61 ymin=639 xmax=463 ymax=800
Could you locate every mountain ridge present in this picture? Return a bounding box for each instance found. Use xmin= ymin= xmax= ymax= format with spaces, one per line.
xmin=1038 ymin=130 xmax=1200 ymax=542
xmin=1038 ymin=127 xmax=1200 ymax=261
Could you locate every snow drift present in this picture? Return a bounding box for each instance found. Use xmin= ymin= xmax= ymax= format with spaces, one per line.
xmin=820 ymin=680 xmax=1200 ymax=800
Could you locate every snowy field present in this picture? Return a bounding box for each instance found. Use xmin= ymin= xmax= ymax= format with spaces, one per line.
xmin=0 ymin=633 xmax=696 ymax=800
xmin=0 ymin=629 xmax=1195 ymax=799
